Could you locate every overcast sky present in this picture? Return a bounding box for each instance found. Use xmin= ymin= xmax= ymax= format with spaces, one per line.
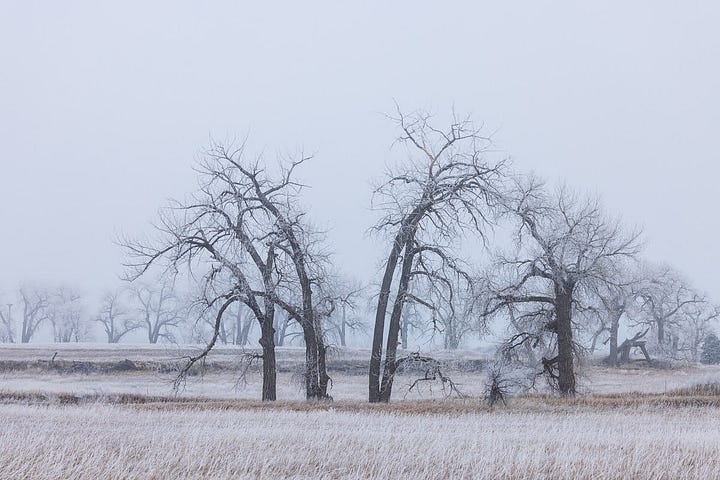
xmin=1 ymin=1 xmax=719 ymax=300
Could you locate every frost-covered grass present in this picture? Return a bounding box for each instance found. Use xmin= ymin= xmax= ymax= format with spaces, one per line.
xmin=2 ymin=345 xmax=720 ymax=478
xmin=1 ymin=400 xmax=719 ymax=479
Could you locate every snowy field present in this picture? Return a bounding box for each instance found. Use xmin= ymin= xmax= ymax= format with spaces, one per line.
xmin=1 ymin=344 xmax=720 ymax=479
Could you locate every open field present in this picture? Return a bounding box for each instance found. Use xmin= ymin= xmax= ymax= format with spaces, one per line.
xmin=2 ymin=398 xmax=720 ymax=479
xmin=2 ymin=344 xmax=720 ymax=479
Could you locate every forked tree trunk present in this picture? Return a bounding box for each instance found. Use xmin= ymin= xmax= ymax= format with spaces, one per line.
xmin=657 ymin=318 xmax=665 ymax=345
xmin=369 ymin=232 xmax=405 ymax=403
xmin=378 ymin=242 xmax=416 ymax=402
xmin=555 ymin=284 xmax=576 ymax=396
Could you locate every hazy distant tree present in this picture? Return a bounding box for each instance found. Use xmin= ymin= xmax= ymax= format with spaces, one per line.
xmin=674 ymin=299 xmax=719 ymax=362
xmin=273 ymin=311 xmax=303 ymax=347
xmin=95 ymin=289 xmax=140 ymax=343
xmin=368 ymin=106 xmax=507 ymax=402
xmin=231 ymin=304 xmax=255 ymax=346
xmin=322 ymin=277 xmax=365 ymax=347
xmin=17 ymin=287 xmax=52 ymax=343
xmin=586 ymin=267 xmax=643 ymax=366
xmin=635 ymin=264 xmax=703 ymax=352
xmin=483 ymin=178 xmax=641 ymax=396
xmin=399 ymin=303 xmax=424 ymax=350
xmin=187 ymin=300 xmax=255 ymax=346
xmin=48 ymin=287 xmax=90 ymax=343
xmin=426 ymin=277 xmax=481 ymax=350
xmin=131 ymin=280 xmax=184 ymax=344
xmin=0 ymin=298 xmax=15 ymax=343
xmin=701 ymin=333 xmax=720 ymax=365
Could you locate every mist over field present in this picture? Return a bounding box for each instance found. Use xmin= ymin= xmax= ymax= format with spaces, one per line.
xmin=2 ymin=2 xmax=720 ymax=479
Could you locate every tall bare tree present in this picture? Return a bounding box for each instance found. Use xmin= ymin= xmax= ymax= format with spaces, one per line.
xmin=677 ymin=300 xmax=720 ymax=362
xmin=95 ymin=289 xmax=140 ymax=343
xmin=368 ymin=106 xmax=507 ymax=402
xmin=483 ymin=178 xmax=641 ymax=395
xmin=48 ymin=287 xmax=89 ymax=343
xmin=585 ymin=267 xmax=644 ymax=366
xmin=635 ymin=264 xmax=703 ymax=350
xmin=0 ymin=298 xmax=15 ymax=343
xmin=18 ymin=287 xmax=52 ymax=343
xmin=123 ymin=140 xmax=332 ymax=401
xmin=131 ymin=280 xmax=184 ymax=344
xmin=321 ymin=276 xmax=365 ymax=347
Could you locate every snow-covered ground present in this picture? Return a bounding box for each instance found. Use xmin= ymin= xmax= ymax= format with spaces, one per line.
xmin=1 ymin=343 xmax=719 ymax=400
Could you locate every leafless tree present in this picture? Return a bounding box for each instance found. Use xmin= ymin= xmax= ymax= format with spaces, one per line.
xmin=48 ymin=287 xmax=89 ymax=343
xmin=634 ymin=263 xmax=703 ymax=352
xmin=321 ymin=276 xmax=366 ymax=347
xmin=123 ymin=140 xmax=332 ymax=401
xmin=131 ymin=279 xmax=184 ymax=344
xmin=425 ymin=276 xmax=481 ymax=350
xmin=0 ymin=297 xmax=15 ymax=343
xmin=483 ymin=177 xmax=641 ymax=396
xmin=232 ymin=305 xmax=255 ymax=346
xmin=584 ymin=266 xmax=644 ymax=366
xmin=399 ymin=302 xmax=425 ymax=350
xmin=95 ymin=289 xmax=140 ymax=343
xmin=368 ymin=106 xmax=507 ymax=402
xmin=17 ymin=287 xmax=52 ymax=343
xmin=678 ymin=300 xmax=720 ymax=362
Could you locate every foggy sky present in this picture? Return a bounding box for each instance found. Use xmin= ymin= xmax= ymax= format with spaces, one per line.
xmin=1 ymin=1 xmax=719 ymax=300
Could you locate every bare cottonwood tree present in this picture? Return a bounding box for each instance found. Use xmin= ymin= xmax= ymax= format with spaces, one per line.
xmin=483 ymin=178 xmax=641 ymax=396
xmin=368 ymin=106 xmax=507 ymax=402
xmin=95 ymin=289 xmax=140 ymax=343
xmin=0 ymin=298 xmax=15 ymax=343
xmin=131 ymin=280 xmax=184 ymax=344
xmin=585 ymin=266 xmax=644 ymax=366
xmin=634 ymin=264 xmax=703 ymax=352
xmin=17 ymin=287 xmax=52 ymax=343
xmin=425 ymin=276 xmax=481 ymax=350
xmin=123 ymin=140 xmax=332 ymax=401
xmin=678 ymin=300 xmax=720 ymax=362
xmin=48 ymin=287 xmax=89 ymax=343
xmin=321 ymin=276 xmax=366 ymax=347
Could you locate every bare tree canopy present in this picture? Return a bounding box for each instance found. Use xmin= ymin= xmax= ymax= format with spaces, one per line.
xmin=368 ymin=106 xmax=507 ymax=402
xmin=130 ymin=279 xmax=184 ymax=345
xmin=483 ymin=177 xmax=642 ymax=395
xmin=95 ymin=289 xmax=140 ymax=344
xmin=48 ymin=287 xmax=89 ymax=343
xmin=122 ymin=139 xmax=333 ymax=401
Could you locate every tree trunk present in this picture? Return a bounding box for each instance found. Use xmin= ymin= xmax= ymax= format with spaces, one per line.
xmin=445 ymin=317 xmax=459 ymax=350
xmin=607 ymin=310 xmax=621 ymax=367
xmin=339 ymin=306 xmax=347 ymax=347
xmin=318 ymin=339 xmax=330 ymax=397
xmin=555 ymin=285 xmax=576 ymax=396
xmin=378 ymin=243 xmax=416 ymax=402
xmin=259 ymin=315 xmax=276 ymax=401
xmin=238 ymin=312 xmax=253 ymax=346
xmin=657 ymin=318 xmax=665 ymax=345
xmin=301 ymin=322 xmax=322 ymax=399
xmin=369 ymin=232 xmax=405 ymax=403
xmin=401 ymin=315 xmax=408 ymax=350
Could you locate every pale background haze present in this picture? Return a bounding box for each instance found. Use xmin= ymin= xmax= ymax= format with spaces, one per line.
xmin=1 ymin=1 xmax=718 ymax=301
